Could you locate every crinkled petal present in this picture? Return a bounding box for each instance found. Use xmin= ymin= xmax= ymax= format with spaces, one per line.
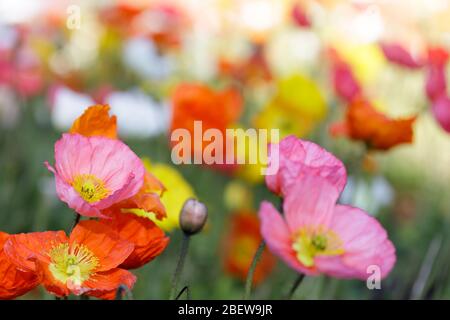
xmin=69 ymin=220 xmax=134 ymax=272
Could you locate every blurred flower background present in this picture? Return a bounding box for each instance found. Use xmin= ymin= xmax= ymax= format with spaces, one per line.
xmin=0 ymin=0 xmax=450 ymax=299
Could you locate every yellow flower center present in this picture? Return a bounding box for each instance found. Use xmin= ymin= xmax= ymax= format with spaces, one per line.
xmin=72 ymin=174 xmax=110 ymax=203
xmin=292 ymin=227 xmax=344 ymax=268
xmin=48 ymin=243 xmax=99 ymax=287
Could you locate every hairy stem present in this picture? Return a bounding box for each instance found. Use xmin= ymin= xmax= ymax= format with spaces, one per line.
xmin=175 ymin=286 xmax=191 ymax=300
xmin=169 ymin=233 xmax=191 ymax=300
xmin=70 ymin=213 xmax=81 ymax=232
xmin=243 ymin=240 xmax=266 ymax=300
xmin=287 ymin=274 xmax=305 ymax=299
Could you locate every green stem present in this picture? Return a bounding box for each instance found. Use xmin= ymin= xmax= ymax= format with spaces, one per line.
xmin=243 ymin=240 xmax=266 ymax=300
xmin=70 ymin=213 xmax=81 ymax=232
xmin=169 ymin=233 xmax=191 ymax=299
xmin=175 ymin=286 xmax=191 ymax=300
xmin=115 ymin=284 xmax=133 ymax=300
xmin=287 ymin=274 xmax=305 ymax=299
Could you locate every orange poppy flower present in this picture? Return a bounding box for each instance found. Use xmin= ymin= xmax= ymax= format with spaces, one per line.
xmin=100 ymin=3 xmax=143 ymax=35
xmin=171 ymin=83 xmax=243 ymax=133
xmin=113 ymin=170 xmax=167 ymax=221
xmin=4 ymin=221 xmax=136 ymax=299
xmin=70 ymin=104 xmax=118 ymax=139
xmin=222 ymin=211 xmax=275 ymax=286
xmin=0 ymin=232 xmax=40 ymax=300
xmin=99 ymin=210 xmax=169 ymax=270
xmin=69 ymin=105 xmax=167 ymax=220
xmin=331 ymin=98 xmax=416 ymax=150
xmin=218 ymin=45 xmax=272 ymax=85
xmin=170 ymin=83 xmax=243 ymax=167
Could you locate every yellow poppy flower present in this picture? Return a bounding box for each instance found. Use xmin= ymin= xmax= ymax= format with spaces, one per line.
xmin=254 ymin=73 xmax=327 ymax=139
xmin=130 ymin=159 xmax=196 ymax=232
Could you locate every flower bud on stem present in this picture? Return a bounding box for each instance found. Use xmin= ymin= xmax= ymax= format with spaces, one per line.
xmin=169 ymin=199 xmax=208 ymax=299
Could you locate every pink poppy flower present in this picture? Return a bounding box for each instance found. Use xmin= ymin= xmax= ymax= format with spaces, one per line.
xmin=45 ymin=133 xmax=145 ymax=218
xmin=333 ymin=63 xmax=362 ymax=102
xmin=431 ymin=95 xmax=450 ymax=133
xmin=265 ymin=135 xmax=347 ymax=196
xmin=291 ymin=3 xmax=311 ymax=28
xmin=259 ymin=174 xmax=396 ymax=279
xmin=425 ymin=65 xmax=447 ymax=102
xmin=380 ymin=43 xmax=423 ymax=69
xmin=327 ymin=51 xmax=362 ymax=103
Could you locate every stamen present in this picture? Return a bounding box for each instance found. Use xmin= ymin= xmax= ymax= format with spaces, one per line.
xmin=48 ymin=243 xmax=99 ymax=287
xmin=72 ymin=174 xmax=110 ymax=203
xmin=292 ymin=227 xmax=344 ymax=268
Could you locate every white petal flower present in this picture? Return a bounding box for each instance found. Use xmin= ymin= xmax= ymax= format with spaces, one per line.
xmin=106 ymin=89 xmax=169 ymax=138
xmin=51 ymin=86 xmax=95 ymax=131
xmin=123 ymin=37 xmax=173 ymax=80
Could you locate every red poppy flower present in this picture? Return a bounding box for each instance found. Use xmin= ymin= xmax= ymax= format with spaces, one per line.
xmin=427 ymin=47 xmax=449 ymax=67
xmin=4 ymin=221 xmax=136 ymax=299
xmin=222 ymin=211 xmax=275 ymax=286
xmin=100 ymin=210 xmax=169 ymax=270
xmin=0 ymin=232 xmax=40 ymax=300
xmin=331 ymin=98 xmax=416 ymax=150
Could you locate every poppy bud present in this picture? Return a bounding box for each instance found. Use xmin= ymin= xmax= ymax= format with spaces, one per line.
xmin=179 ymin=199 xmax=208 ymax=235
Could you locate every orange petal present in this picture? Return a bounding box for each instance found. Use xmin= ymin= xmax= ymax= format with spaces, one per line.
xmin=329 ymin=121 xmax=349 ymax=137
xmin=143 ymin=171 xmax=166 ymax=196
xmin=344 ymin=99 xmax=416 ymax=150
xmin=69 ymin=220 xmax=134 ymax=272
xmin=4 ymin=231 xmax=68 ymax=273
xmin=83 ymin=268 xmax=136 ymax=300
xmin=222 ymin=211 xmax=276 ymax=286
xmin=100 ymin=211 xmax=169 ymax=269
xmin=0 ymin=232 xmax=40 ymax=299
xmin=113 ymin=171 xmax=167 ymax=220
xmin=34 ymin=260 xmax=70 ymax=298
xmin=69 ymin=104 xmax=118 ymax=139
xmin=220 ymin=88 xmax=244 ymax=124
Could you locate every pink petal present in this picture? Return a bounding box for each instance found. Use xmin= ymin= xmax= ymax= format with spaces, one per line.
xmin=47 ymin=133 xmax=145 ymax=217
xmin=266 ymin=136 xmax=347 ymax=196
xmin=425 ymin=65 xmax=447 ymax=102
xmin=332 ymin=62 xmax=362 ymax=102
xmin=291 ymin=3 xmax=311 ymax=28
xmin=318 ymin=205 xmax=396 ymax=280
xmin=53 ymin=170 xmax=108 ymax=218
xmin=96 ymin=173 xmax=136 ymax=210
xmin=266 ymin=135 xmax=306 ymax=195
xmin=431 ymin=95 xmax=450 ymax=133
xmin=54 ymin=133 xmax=93 ymax=183
xmin=259 ymin=201 xmax=317 ymax=275
xmin=380 ymin=43 xmax=423 ymax=69
xmin=283 ymin=174 xmax=340 ymax=232
xmin=87 ymin=136 xmax=144 ymax=192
